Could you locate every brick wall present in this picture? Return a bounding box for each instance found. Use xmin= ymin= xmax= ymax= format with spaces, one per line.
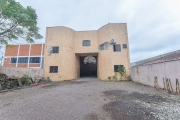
xmin=3 ymin=44 xmax=44 ymax=68
xmin=19 ymin=45 xmax=30 ymax=56
xmin=5 ymin=45 xmax=19 ymax=56
xmin=30 ymin=44 xmax=42 ymax=56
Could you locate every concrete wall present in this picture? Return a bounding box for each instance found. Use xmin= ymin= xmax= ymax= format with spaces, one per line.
xmin=0 ymin=66 xmax=43 ymax=80
xmin=131 ymin=60 xmax=180 ymax=93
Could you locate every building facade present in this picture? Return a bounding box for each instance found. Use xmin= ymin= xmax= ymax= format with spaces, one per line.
xmin=3 ymin=43 xmax=44 ymax=68
xmin=44 ymin=23 xmax=130 ymax=81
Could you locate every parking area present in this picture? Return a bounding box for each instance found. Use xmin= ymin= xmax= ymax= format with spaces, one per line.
xmin=0 ymin=78 xmax=180 ymax=120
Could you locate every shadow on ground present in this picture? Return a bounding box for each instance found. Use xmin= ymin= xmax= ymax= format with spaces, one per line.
xmin=103 ymin=90 xmax=170 ymax=120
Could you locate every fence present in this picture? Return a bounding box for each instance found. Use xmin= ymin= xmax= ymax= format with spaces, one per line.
xmin=131 ymin=60 xmax=180 ymax=94
xmin=0 ymin=66 xmax=43 ymax=81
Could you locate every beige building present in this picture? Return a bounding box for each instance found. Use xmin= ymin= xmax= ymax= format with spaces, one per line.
xmin=44 ymin=23 xmax=130 ymax=81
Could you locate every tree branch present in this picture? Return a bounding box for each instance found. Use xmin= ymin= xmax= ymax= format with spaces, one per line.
xmin=0 ymin=23 xmax=18 ymax=36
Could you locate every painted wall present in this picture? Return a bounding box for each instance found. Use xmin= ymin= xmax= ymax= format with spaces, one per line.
xmin=0 ymin=66 xmax=43 ymax=81
xmin=131 ymin=60 xmax=180 ymax=93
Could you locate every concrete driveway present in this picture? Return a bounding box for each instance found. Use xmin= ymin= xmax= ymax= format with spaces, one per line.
xmin=0 ymin=78 xmax=180 ymax=120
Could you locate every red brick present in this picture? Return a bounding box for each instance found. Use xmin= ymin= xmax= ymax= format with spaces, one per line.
xmin=29 ymin=64 xmax=40 ymax=67
xmin=5 ymin=45 xmax=18 ymax=56
xmin=30 ymin=44 xmax=42 ymax=56
xmin=19 ymin=45 xmax=30 ymax=56
xmin=17 ymin=64 xmax=28 ymax=67
xmin=3 ymin=58 xmax=16 ymax=67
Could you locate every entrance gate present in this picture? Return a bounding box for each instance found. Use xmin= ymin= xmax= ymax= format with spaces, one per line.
xmin=80 ymin=56 xmax=97 ymax=77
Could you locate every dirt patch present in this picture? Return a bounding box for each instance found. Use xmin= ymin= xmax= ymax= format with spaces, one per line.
xmin=103 ymin=90 xmax=171 ymax=120
xmin=41 ymin=84 xmax=57 ymax=88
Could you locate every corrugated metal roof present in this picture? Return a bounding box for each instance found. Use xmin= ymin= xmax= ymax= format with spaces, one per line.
xmin=131 ymin=50 xmax=180 ymax=67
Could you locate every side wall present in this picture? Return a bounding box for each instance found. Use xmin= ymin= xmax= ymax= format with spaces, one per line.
xmin=131 ymin=60 xmax=180 ymax=92
xmin=0 ymin=66 xmax=43 ymax=80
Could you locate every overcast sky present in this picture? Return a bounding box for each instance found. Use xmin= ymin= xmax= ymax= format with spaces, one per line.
xmin=8 ymin=0 xmax=180 ymax=62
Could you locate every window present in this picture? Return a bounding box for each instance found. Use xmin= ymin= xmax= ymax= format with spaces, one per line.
xmin=10 ymin=58 xmax=17 ymax=63
xmin=30 ymin=57 xmax=41 ymax=63
xmin=52 ymin=47 xmax=59 ymax=53
xmin=114 ymin=65 xmax=123 ymax=72
xmin=49 ymin=66 xmax=58 ymax=73
xmin=18 ymin=57 xmax=28 ymax=63
xmin=123 ymin=44 xmax=127 ymax=48
xmin=83 ymin=40 xmax=90 ymax=46
xmin=113 ymin=44 xmax=121 ymax=52
xmin=99 ymin=42 xmax=109 ymax=50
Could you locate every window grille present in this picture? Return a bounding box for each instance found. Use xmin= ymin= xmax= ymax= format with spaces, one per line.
xmin=52 ymin=47 xmax=59 ymax=53
xmin=29 ymin=57 xmax=41 ymax=63
xmin=49 ymin=66 xmax=58 ymax=73
xmin=83 ymin=40 xmax=90 ymax=46
xmin=18 ymin=57 xmax=28 ymax=63
xmin=113 ymin=44 xmax=121 ymax=52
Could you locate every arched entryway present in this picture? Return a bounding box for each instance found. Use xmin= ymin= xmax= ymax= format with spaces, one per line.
xmin=80 ymin=56 xmax=97 ymax=77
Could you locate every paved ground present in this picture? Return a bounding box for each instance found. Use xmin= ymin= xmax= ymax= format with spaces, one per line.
xmin=0 ymin=78 xmax=180 ymax=120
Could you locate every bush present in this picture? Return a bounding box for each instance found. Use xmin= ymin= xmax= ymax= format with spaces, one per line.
xmin=108 ymin=76 xmax=111 ymax=81
xmin=21 ymin=74 xmax=32 ymax=85
xmin=21 ymin=78 xmax=31 ymax=85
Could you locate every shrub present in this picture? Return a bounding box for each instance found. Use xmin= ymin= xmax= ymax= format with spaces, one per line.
xmin=108 ymin=76 xmax=111 ymax=81
xmin=21 ymin=74 xmax=32 ymax=85
xmin=118 ymin=65 xmax=126 ymax=80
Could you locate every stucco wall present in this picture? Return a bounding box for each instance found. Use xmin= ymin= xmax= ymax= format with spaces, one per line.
xmin=0 ymin=66 xmax=43 ymax=80
xmin=131 ymin=60 xmax=180 ymax=92
xmin=75 ymin=31 xmax=98 ymax=53
xmin=44 ymin=27 xmax=77 ymax=81
xmin=44 ymin=23 xmax=130 ymax=81
xmin=98 ymin=23 xmax=130 ymax=80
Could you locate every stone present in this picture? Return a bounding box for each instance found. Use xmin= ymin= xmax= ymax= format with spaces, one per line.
xmin=17 ymin=79 xmax=22 ymax=87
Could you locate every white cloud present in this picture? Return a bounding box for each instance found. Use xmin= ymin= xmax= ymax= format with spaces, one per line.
xmin=1 ymin=0 xmax=180 ymax=62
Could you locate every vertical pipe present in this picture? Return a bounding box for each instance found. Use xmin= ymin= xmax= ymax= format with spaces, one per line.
xmin=28 ymin=44 xmax=32 ymax=67
xmin=16 ymin=44 xmax=20 ymax=67
xmin=40 ymin=44 xmax=43 ymax=68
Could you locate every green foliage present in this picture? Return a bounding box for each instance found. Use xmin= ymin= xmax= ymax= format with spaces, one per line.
xmin=0 ymin=0 xmax=43 ymax=44
xmin=22 ymin=74 xmax=32 ymax=85
xmin=21 ymin=78 xmax=31 ymax=85
xmin=23 ymin=74 xmax=31 ymax=79
xmin=112 ymin=73 xmax=118 ymax=81
xmin=118 ymin=65 xmax=126 ymax=80
xmin=108 ymin=76 xmax=111 ymax=81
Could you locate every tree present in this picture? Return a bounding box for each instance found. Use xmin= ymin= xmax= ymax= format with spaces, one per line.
xmin=0 ymin=0 xmax=43 ymax=45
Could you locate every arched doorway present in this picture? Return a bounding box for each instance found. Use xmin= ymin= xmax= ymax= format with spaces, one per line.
xmin=80 ymin=56 xmax=97 ymax=77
